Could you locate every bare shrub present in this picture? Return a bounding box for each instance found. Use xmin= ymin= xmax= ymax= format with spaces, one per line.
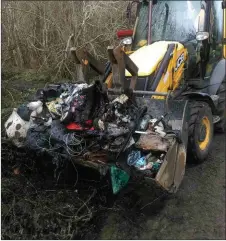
xmin=1 ymin=1 xmax=130 ymax=79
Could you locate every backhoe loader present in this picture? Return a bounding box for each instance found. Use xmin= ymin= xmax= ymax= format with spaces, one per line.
xmin=65 ymin=0 xmax=225 ymax=193
xmin=5 ymin=0 xmax=225 ymax=195
xmin=99 ymin=0 xmax=226 ymax=192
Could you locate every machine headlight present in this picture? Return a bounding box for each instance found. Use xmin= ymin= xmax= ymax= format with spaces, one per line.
xmin=196 ymin=32 xmax=209 ymax=41
xmin=122 ymin=37 xmax=132 ymax=45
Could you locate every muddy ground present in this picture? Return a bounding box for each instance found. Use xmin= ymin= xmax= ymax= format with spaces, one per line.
xmin=98 ymin=133 xmax=226 ymax=240
xmin=1 ymin=72 xmax=225 ymax=240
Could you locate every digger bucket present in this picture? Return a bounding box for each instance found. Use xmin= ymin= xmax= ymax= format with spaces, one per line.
xmin=134 ymin=97 xmax=190 ymax=193
xmin=68 ymin=87 xmax=190 ymax=194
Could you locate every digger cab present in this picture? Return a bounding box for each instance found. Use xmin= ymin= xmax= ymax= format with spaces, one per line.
xmin=113 ymin=0 xmax=225 ymax=92
xmin=132 ymin=1 xmax=205 ymax=48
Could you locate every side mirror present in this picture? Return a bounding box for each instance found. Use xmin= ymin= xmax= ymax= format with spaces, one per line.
xmin=196 ymin=31 xmax=209 ymax=41
xmin=196 ymin=9 xmax=205 ymax=32
xmin=195 ymin=7 xmax=209 ymax=42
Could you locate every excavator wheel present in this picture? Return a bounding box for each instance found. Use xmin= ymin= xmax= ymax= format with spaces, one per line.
xmin=187 ymin=101 xmax=213 ymax=163
xmin=215 ymin=80 xmax=226 ymax=133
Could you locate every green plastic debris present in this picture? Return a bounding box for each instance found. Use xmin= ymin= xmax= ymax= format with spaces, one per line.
xmin=110 ymin=166 xmax=130 ymax=194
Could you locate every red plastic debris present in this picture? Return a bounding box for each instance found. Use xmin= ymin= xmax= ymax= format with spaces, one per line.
xmin=66 ymin=120 xmax=94 ymax=131
xmin=66 ymin=123 xmax=83 ymax=130
xmin=116 ymin=29 xmax=133 ymax=39
xmin=85 ymin=120 xmax=93 ymax=126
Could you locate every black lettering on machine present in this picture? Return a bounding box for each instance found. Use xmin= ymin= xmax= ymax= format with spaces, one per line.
xmin=175 ymin=53 xmax=185 ymax=72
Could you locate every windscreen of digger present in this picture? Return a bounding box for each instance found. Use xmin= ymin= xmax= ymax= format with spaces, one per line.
xmin=132 ymin=1 xmax=149 ymax=50
xmin=132 ymin=0 xmax=201 ymax=49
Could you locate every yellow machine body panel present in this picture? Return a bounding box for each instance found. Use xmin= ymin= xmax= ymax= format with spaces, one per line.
xmin=106 ymin=41 xmax=188 ymax=92
xmin=153 ymin=44 xmax=188 ymax=99
xmin=125 ymin=41 xmax=184 ymax=77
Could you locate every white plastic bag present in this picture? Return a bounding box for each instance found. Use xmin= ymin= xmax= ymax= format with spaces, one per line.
xmin=4 ymin=108 xmax=31 ymax=147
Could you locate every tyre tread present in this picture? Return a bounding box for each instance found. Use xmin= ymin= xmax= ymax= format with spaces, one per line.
xmin=187 ymin=101 xmax=213 ymax=163
xmin=215 ymin=81 xmax=226 ymax=133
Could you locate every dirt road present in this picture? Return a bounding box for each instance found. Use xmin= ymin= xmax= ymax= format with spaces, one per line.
xmin=95 ymin=134 xmax=225 ymax=240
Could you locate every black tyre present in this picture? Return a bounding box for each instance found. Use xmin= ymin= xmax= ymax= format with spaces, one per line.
xmin=187 ymin=102 xmax=213 ymax=163
xmin=215 ymin=81 xmax=226 ymax=133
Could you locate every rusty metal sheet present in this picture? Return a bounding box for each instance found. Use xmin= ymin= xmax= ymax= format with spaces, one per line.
xmin=107 ymin=45 xmax=138 ymax=90
xmin=155 ymin=140 xmax=177 ymax=191
xmin=107 ymin=46 xmax=122 ymax=88
xmin=113 ymin=46 xmax=126 ymax=89
xmin=170 ymin=144 xmax=186 ymax=193
xmin=130 ymin=75 xmax=137 ymax=90
xmin=70 ymin=47 xmax=85 ymax=82
xmin=155 ymin=141 xmax=186 ymax=193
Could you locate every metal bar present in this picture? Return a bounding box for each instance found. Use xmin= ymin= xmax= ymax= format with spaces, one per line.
xmin=74 ymin=48 xmax=89 ymax=82
xmin=124 ymin=52 xmax=138 ymax=90
xmin=134 ymin=90 xmax=167 ymax=96
xmin=76 ymin=47 xmax=105 ymax=75
xmin=70 ymin=47 xmax=85 ymax=82
xmin=85 ymin=50 xmax=105 ymax=75
xmin=107 ymin=45 xmax=138 ymax=90
xmin=113 ymin=46 xmax=126 ymax=89
xmin=107 ymin=46 xmax=117 ymax=64
xmin=124 ymin=52 xmax=138 ymax=76
xmin=107 ymin=46 xmax=121 ymax=88
xmin=150 ymin=44 xmax=175 ymax=91
xmin=107 ymin=88 xmax=168 ymax=96
xmin=147 ymin=1 xmax=153 ymax=45
xmin=130 ymin=75 xmax=137 ymax=90
xmin=70 ymin=47 xmax=80 ymax=64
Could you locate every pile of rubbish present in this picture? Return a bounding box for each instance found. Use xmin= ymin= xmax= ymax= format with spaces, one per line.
xmin=5 ymin=81 xmax=173 ymax=192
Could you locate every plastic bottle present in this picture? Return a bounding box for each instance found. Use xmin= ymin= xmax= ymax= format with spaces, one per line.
xmin=139 ymin=114 xmax=151 ymax=131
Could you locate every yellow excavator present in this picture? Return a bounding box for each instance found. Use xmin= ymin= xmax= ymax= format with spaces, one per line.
xmin=100 ymin=0 xmax=225 ymax=192
xmin=68 ymin=0 xmax=225 ymax=193
xmin=104 ymin=1 xmax=225 ymax=153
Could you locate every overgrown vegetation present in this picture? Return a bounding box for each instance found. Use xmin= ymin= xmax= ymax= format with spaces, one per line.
xmin=1 ymin=1 xmax=130 ymax=79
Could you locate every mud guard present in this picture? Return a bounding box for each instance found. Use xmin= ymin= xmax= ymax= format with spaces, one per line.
xmin=208 ymin=59 xmax=226 ymax=95
xmin=182 ymin=92 xmax=218 ymax=114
